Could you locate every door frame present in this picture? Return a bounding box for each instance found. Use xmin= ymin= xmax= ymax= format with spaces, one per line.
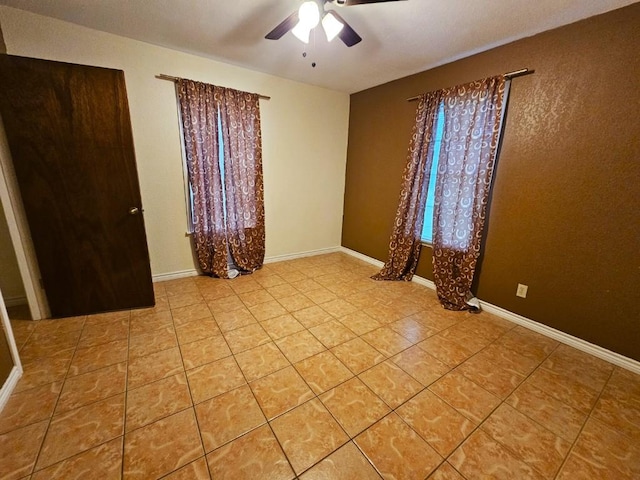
xmin=0 ymin=114 xmax=49 ymax=321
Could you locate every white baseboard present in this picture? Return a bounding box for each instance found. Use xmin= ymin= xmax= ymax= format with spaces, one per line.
xmin=151 ymin=246 xmax=343 ymax=282
xmin=339 ymin=246 xmax=640 ymax=375
xmin=3 ymin=295 xmax=27 ymax=307
xmin=152 ymin=269 xmax=198 ymax=282
xmin=0 ymin=366 xmax=22 ymax=414
xmin=264 ymin=247 xmax=342 ymax=264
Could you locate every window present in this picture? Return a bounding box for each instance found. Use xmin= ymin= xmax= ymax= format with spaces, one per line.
xmin=420 ymin=102 xmax=445 ymax=244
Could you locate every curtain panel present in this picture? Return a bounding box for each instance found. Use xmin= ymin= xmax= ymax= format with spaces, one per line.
xmin=374 ymin=75 xmax=508 ymax=311
xmin=177 ymin=79 xmax=265 ymax=278
xmin=433 ymin=76 xmax=507 ymax=310
xmin=372 ymin=91 xmax=443 ymax=281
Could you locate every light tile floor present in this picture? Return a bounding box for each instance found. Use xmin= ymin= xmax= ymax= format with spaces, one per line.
xmin=1 ymin=252 xmax=639 ymax=479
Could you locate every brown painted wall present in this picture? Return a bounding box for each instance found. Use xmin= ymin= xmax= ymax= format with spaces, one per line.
xmin=343 ymin=4 xmax=640 ymax=360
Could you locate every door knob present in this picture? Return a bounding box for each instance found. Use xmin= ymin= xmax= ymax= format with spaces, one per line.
xmin=129 ymin=207 xmax=140 ymax=215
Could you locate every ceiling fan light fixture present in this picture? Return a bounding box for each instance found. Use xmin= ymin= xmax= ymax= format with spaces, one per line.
xmin=298 ymin=1 xmax=320 ymax=29
xmin=292 ymin=21 xmax=312 ymax=43
xmin=322 ymin=12 xmax=344 ymax=42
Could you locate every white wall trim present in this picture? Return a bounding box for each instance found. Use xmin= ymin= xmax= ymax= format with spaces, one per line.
xmin=152 ymin=269 xmax=199 ymax=283
xmin=0 ymin=366 xmax=22 ymax=414
xmin=152 ymin=246 xmax=344 ymax=282
xmin=339 ymin=246 xmax=640 ymax=375
xmin=3 ymin=295 xmax=27 ymax=307
xmin=264 ymin=246 xmax=342 ymax=264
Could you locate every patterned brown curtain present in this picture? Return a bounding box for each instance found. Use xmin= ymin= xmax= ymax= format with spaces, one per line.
xmin=372 ymin=91 xmax=443 ymax=281
xmin=177 ymin=79 xmax=265 ymax=278
xmin=433 ymin=76 xmax=508 ymax=310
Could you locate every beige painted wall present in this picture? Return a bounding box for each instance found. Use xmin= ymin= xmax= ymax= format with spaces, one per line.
xmin=0 ymin=6 xmax=350 ymax=278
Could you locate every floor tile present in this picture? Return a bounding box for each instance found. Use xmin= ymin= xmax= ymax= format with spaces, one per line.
xmin=303 ymin=287 xmax=338 ymax=305
xmin=128 ymin=310 xmax=173 ymax=336
xmin=238 ymin=288 xmax=277 ymax=308
xmin=506 ymin=381 xmax=587 ymax=443
xmin=359 ymin=360 xmax=423 ymax=409
xmin=417 ymin=335 xmax=475 ymax=367
xmin=292 ymin=305 xmax=333 ymax=328
xmin=213 ymin=308 xmax=256 ymax=333
xmin=4 ymin=253 xmax=638 ymax=480
xmin=126 ymin=373 xmax=192 ymax=431
xmin=319 ymin=377 xmax=390 ymax=437
xmin=129 ymin=325 xmax=178 ymax=358
xmin=186 ymin=356 xmax=245 ymax=404
xmin=355 ymin=413 xmax=441 ymax=480
xmin=20 ymin=329 xmax=82 ymax=362
xmin=261 ymin=314 xmax=306 ymax=339
xmin=163 ymin=457 xmax=210 ymax=480
xmin=195 ymin=385 xmax=266 ymax=452
xmin=0 ymin=420 xmax=48 ymax=480
xmin=481 ymin=403 xmax=571 ymax=478
xmin=235 ymin=342 xmax=290 ymax=381
xmin=299 ymin=442 xmax=381 ymax=480
xmin=69 ymin=339 xmax=128 ymax=376
xmin=0 ymin=382 xmax=62 ymax=435
xmin=556 ymin=418 xmax=640 ymax=480
xmin=389 ymin=317 xmax=438 ymax=343
xmin=397 ymin=389 xmax=475 ymax=457
xmin=429 ymin=371 xmax=500 ymax=423
xmin=271 ymin=398 xmax=348 ymax=475
xmin=338 ymin=311 xmax=381 ymax=336
xmin=123 ymin=408 xmax=203 ymax=479
xmin=56 ymin=362 xmax=127 ymax=414
xmin=392 ymin=345 xmax=450 ymax=386
xmin=36 ymin=394 xmax=125 ymax=470
xmin=222 ymin=322 xmax=271 ymax=353
xmin=277 ymin=293 xmax=316 ymax=312
xmin=540 ymin=344 xmax=614 ymax=392
xmin=249 ymin=366 xmax=314 ymax=420
xmin=170 ymin=303 xmax=213 ymax=325
xmin=449 ymin=430 xmax=544 ymax=480
xmin=206 ymin=424 xmax=294 ymax=480
xmin=206 ymin=295 xmax=245 ymax=316
xmin=15 ymin=350 xmax=72 ymax=393
xmin=592 ymin=388 xmax=640 ymax=440
xmin=294 ymin=351 xmax=353 ymax=394
xmin=249 ymin=300 xmax=288 ymax=321
xmin=362 ymin=327 xmax=414 ymax=357
xmin=309 ymin=320 xmax=357 ymax=348
xmin=456 ymin=353 xmax=525 ymax=399
xmin=77 ymin=318 xmax=129 ymax=349
xmin=32 ymin=437 xmax=123 ymax=480
xmin=471 ymin=343 xmax=541 ymax=376
xmin=331 ymin=338 xmax=385 ymax=374
xmin=428 ymin=462 xmax=466 ymax=480
xmin=525 ymin=367 xmax=600 ymax=413
xmin=275 ymin=330 xmax=327 ymax=363
xmin=496 ymin=327 xmax=558 ymax=363
xmin=127 ymin=347 xmax=184 ymax=389
xmin=180 ymin=334 xmax=231 ymax=369
xmin=167 ymin=292 xmax=204 ymax=309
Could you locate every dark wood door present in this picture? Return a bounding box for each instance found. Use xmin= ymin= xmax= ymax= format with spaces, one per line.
xmin=0 ymin=54 xmax=154 ymax=317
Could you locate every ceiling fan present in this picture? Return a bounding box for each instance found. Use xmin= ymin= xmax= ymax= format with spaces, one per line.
xmin=265 ymin=0 xmax=406 ymax=47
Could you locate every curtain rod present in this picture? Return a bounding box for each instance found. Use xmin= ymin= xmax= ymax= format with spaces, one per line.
xmin=406 ymin=68 xmax=533 ymax=102
xmin=156 ymin=74 xmax=271 ymax=100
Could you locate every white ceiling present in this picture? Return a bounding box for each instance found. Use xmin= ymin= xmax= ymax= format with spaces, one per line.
xmin=0 ymin=0 xmax=635 ymax=93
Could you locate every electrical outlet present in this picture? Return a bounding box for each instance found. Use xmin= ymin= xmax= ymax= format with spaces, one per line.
xmin=516 ymin=283 xmax=528 ymax=298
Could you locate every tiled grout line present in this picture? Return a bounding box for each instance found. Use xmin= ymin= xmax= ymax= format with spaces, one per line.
xmin=26 ymin=314 xmax=87 ymax=477
xmin=6 ymin=256 xmax=634 ymax=479
xmin=551 ymin=366 xmax=616 ymax=480
xmin=171 ymin=302 xmax=214 ymax=480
